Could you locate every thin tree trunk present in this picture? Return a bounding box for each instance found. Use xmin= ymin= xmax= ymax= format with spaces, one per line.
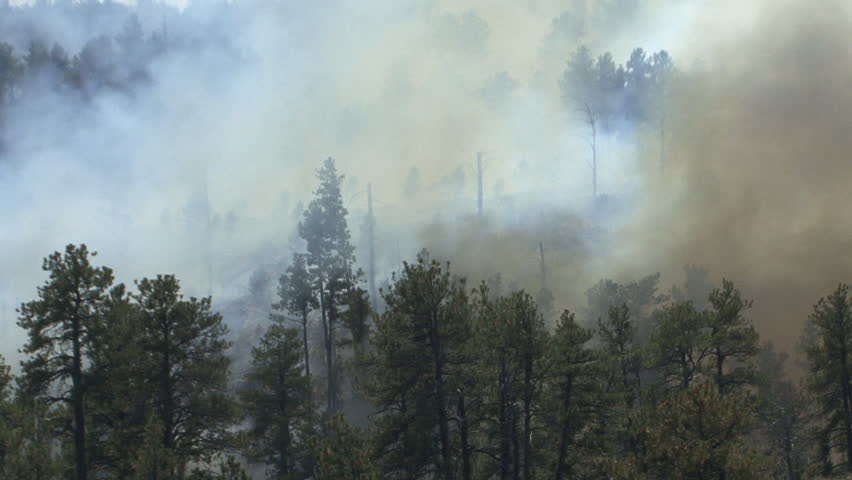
xmin=511 ymin=407 xmax=520 ymax=480
xmin=784 ymin=427 xmax=795 ymax=480
xmin=715 ymin=345 xmax=725 ymax=394
xmin=71 ymin=315 xmax=88 ymax=480
xmin=302 ymin=309 xmax=311 ymax=380
xmin=522 ymin=351 xmax=533 ymax=480
xmin=555 ymin=376 xmax=573 ymax=480
xmin=458 ymin=392 xmax=472 ymax=480
xmin=499 ymin=353 xmax=511 ymax=480
xmin=278 ymin=345 xmax=291 ymax=476
xmin=161 ymin=322 xmax=175 ymax=450
xmin=328 ymin=292 xmax=337 ymax=413
xmin=319 ymin=279 xmax=334 ymax=414
xmin=430 ymin=311 xmax=452 ymax=479
xmin=585 ymin=104 xmax=597 ymax=201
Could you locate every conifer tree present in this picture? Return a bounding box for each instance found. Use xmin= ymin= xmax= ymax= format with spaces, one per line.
xmin=649 ymin=301 xmax=710 ymax=390
xmin=0 ymin=397 xmax=65 ymax=480
xmin=598 ymin=303 xmax=641 ymax=403
xmin=129 ymin=416 xmax=177 ymax=480
xmin=365 ymin=252 xmax=471 ymax=479
xmin=706 ymin=279 xmax=759 ymax=394
xmin=87 ymin=283 xmax=148 ymax=477
xmin=17 ymin=244 xmax=114 ymax=480
xmin=546 ymin=310 xmax=600 ymax=480
xmin=802 ymin=283 xmax=852 ymax=473
xmin=273 ymin=252 xmax=317 ymax=382
xmin=472 ymin=288 xmax=548 ymax=479
xmin=0 ymin=353 xmax=12 ymax=471
xmin=240 ymin=323 xmax=311 ymax=479
xmin=616 ymin=382 xmax=764 ymax=479
xmin=299 ymin=157 xmax=359 ymax=414
xmin=314 ymin=415 xmax=378 ymax=480
xmin=134 ymin=274 xmax=236 ymax=477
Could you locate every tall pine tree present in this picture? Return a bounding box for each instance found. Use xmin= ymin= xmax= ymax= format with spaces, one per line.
xmin=365 ymin=252 xmax=471 ymax=479
xmin=17 ymin=244 xmax=114 ymax=480
xmin=134 ymin=274 xmax=237 ymax=478
xmin=299 ymin=157 xmax=359 ymax=414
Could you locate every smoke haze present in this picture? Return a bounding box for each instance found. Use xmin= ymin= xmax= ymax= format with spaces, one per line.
xmin=1 ymin=0 xmax=848 ymax=366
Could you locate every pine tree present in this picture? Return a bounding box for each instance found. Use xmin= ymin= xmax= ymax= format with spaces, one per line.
xmin=598 ymin=303 xmax=641 ymax=403
xmin=585 ymin=273 xmax=666 ymax=343
xmin=755 ymin=343 xmax=808 ymax=480
xmin=472 ymin=287 xmax=548 ymax=479
xmin=706 ymin=279 xmax=758 ymax=394
xmin=129 ymin=416 xmax=177 ymax=480
xmin=313 ymin=415 xmax=378 ymax=480
xmin=240 ymin=323 xmax=311 ymax=479
xmin=299 ymin=157 xmax=359 ymax=414
xmin=87 ymin=283 xmax=148 ymax=477
xmin=616 ymin=382 xmax=764 ymax=479
xmin=365 ymin=252 xmax=471 ymax=479
xmin=0 ymin=353 xmax=12 ymax=470
xmin=649 ymin=301 xmax=710 ymax=390
xmin=186 ymin=457 xmax=251 ymax=480
xmin=134 ymin=274 xmax=237 ymax=477
xmin=802 ymin=283 xmax=852 ymax=473
xmin=514 ymin=292 xmax=548 ymax=480
xmin=273 ymin=252 xmax=317 ymax=382
xmin=17 ymin=244 xmax=114 ymax=480
xmin=0 ymin=397 xmax=65 ymax=480
xmin=471 ymin=285 xmax=519 ymax=479
xmin=546 ymin=310 xmax=600 ymax=480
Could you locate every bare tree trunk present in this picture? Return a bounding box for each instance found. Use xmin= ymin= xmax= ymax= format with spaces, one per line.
xmin=584 ymin=104 xmax=598 ymax=201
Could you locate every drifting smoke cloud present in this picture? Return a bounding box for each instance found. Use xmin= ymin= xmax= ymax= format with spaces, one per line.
xmin=0 ymin=0 xmax=641 ymax=359
xmin=615 ymin=0 xmax=852 ymax=353
xmin=1 ymin=0 xmax=846 ymax=367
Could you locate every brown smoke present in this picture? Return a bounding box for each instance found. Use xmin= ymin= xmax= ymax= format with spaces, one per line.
xmin=619 ymin=0 xmax=852 ymax=353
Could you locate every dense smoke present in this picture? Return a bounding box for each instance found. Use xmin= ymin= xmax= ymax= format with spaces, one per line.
xmin=615 ymin=0 xmax=852 ymax=354
xmin=1 ymin=0 xmax=848 ymax=367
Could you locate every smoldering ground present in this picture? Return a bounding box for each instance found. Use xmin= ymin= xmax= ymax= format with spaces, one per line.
xmin=1 ymin=0 xmax=849 ymax=368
